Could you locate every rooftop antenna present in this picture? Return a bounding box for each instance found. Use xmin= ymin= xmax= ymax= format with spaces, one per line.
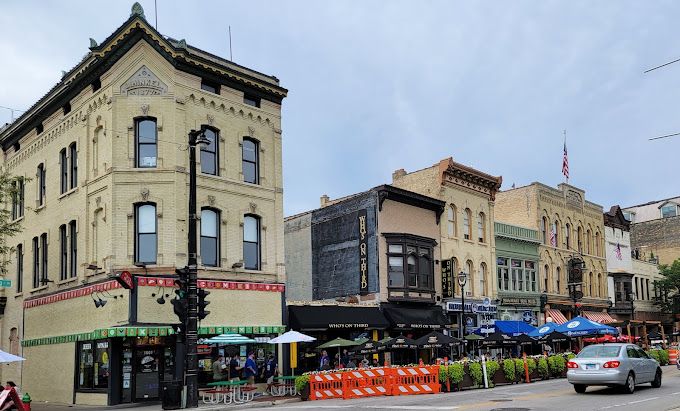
xmin=229 ymin=25 xmax=233 ymax=61
xmin=154 ymin=0 xmax=158 ymax=30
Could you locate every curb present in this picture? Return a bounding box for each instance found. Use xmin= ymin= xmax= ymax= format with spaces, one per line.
xmin=198 ymin=397 xmax=301 ymax=410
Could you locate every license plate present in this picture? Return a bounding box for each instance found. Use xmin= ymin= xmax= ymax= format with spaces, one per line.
xmin=585 ymin=364 xmax=596 ymax=370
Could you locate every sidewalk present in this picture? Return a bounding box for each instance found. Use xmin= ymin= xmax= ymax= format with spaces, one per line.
xmin=30 ymin=395 xmax=300 ymax=411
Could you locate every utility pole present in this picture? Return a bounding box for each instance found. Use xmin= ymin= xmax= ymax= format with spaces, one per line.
xmin=185 ymin=128 xmax=209 ymax=407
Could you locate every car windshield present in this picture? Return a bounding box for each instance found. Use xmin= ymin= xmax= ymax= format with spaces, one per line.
xmin=577 ymin=345 xmax=621 ymax=358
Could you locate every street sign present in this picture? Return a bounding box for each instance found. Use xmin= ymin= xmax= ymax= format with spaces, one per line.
xmin=0 ymin=279 xmax=11 ymax=288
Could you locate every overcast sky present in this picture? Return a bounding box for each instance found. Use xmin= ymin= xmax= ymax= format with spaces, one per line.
xmin=1 ymin=1 xmax=679 ymax=216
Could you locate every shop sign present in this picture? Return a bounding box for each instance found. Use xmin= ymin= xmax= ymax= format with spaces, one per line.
xmin=114 ymin=270 xmax=134 ymax=290
xmin=358 ymin=209 xmax=369 ymax=295
xmin=446 ymin=299 xmax=497 ymax=314
xmin=441 ymin=258 xmax=454 ymax=299
xmin=501 ymin=297 xmax=537 ymax=307
xmin=328 ymin=323 xmax=370 ymax=329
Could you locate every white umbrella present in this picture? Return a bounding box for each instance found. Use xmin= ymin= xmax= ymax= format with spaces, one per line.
xmin=203 ymin=333 xmax=256 ymax=345
xmin=268 ymin=331 xmax=316 ymax=344
xmin=0 ymin=351 xmax=24 ymax=363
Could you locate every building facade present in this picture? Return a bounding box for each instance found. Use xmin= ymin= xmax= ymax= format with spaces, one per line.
xmin=494 ymin=222 xmax=541 ymax=326
xmin=391 ymin=157 xmax=502 ymax=337
xmin=495 ymin=183 xmax=610 ymax=324
xmin=623 ymin=196 xmax=680 ymax=266
xmin=604 ymin=206 xmax=635 ymax=322
xmin=0 ymin=4 xmax=286 ymax=405
xmin=284 ymin=185 xmax=450 ymax=365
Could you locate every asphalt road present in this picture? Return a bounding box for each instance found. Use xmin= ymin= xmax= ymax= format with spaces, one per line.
xmin=250 ymin=365 xmax=680 ymax=411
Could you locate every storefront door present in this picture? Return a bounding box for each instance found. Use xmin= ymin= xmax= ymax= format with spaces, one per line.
xmin=134 ymin=348 xmax=161 ymax=401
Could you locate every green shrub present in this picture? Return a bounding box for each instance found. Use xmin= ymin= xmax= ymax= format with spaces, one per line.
xmin=514 ymin=359 xmax=526 ymax=380
xmin=647 ymin=350 xmax=660 ymax=363
xmin=448 ymin=363 xmax=465 ymax=384
xmin=502 ymin=359 xmax=516 ymax=381
xmin=566 ymin=353 xmax=576 ymax=360
xmin=526 ymin=358 xmax=537 ymax=375
xmin=485 ymin=360 xmax=499 ymax=387
xmin=537 ymin=357 xmax=549 ymax=378
xmin=439 ymin=366 xmax=448 ymax=383
xmin=659 ymin=350 xmax=670 ymax=365
xmin=469 ymin=362 xmax=483 ymax=386
xmin=295 ymin=374 xmax=310 ymax=393
xmin=548 ymin=355 xmax=566 ymax=376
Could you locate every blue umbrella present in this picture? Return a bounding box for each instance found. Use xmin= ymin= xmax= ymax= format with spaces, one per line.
xmin=529 ymin=322 xmax=560 ymax=338
xmin=555 ymin=316 xmax=619 ymax=338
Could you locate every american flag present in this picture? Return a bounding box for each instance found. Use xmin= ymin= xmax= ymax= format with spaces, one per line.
xmin=562 ymin=141 xmax=569 ymax=180
xmin=550 ymin=227 xmax=557 ymax=247
xmin=615 ymin=243 xmax=622 ymax=260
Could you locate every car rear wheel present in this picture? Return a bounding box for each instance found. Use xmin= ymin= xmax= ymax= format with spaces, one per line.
xmin=573 ymin=384 xmax=587 ymax=393
xmin=622 ymin=373 xmax=635 ymax=394
xmin=651 ymin=369 xmax=662 ymax=388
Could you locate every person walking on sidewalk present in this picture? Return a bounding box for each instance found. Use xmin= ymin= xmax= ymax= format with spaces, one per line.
xmin=244 ymin=352 xmax=258 ymax=386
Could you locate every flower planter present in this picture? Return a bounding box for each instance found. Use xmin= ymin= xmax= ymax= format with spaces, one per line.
xmin=493 ymin=371 xmax=515 ymax=386
xmin=459 ymin=370 xmax=475 ymax=390
xmin=300 ymin=385 xmax=310 ymax=401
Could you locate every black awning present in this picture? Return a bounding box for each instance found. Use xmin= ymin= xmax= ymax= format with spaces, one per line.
xmin=288 ymin=305 xmax=389 ymax=331
xmin=381 ymin=305 xmax=451 ymax=330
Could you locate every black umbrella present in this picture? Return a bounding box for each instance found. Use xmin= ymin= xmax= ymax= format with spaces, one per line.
xmin=378 ymin=334 xmax=418 ymax=350
xmin=515 ymin=333 xmax=536 ymax=345
xmin=480 ymin=330 xmax=519 ymax=346
xmin=539 ymin=331 xmax=570 ymax=343
xmin=647 ymin=331 xmax=663 ymax=340
xmin=415 ymin=331 xmax=459 ymax=348
xmin=348 ymin=340 xmax=380 ymax=355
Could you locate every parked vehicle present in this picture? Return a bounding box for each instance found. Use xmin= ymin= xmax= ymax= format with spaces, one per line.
xmin=566 ymin=343 xmax=662 ymax=394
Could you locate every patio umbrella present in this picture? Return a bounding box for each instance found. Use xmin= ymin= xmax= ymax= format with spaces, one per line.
xmin=348 ymin=340 xmax=380 ymax=355
xmin=268 ymin=330 xmax=316 ymax=344
xmin=415 ymin=331 xmax=458 ymax=348
xmin=0 ymin=351 xmax=24 ymax=363
xmin=480 ymin=331 xmax=519 ymax=346
xmin=529 ymin=322 xmax=561 ymax=338
xmin=555 ymin=316 xmax=619 ymax=338
xmin=203 ymin=333 xmax=256 ymax=345
xmin=515 ymin=333 xmax=536 ymax=345
xmin=378 ymin=335 xmax=418 ymax=350
xmin=539 ymin=331 xmax=570 ymax=343
xmin=317 ymin=337 xmax=360 ymax=366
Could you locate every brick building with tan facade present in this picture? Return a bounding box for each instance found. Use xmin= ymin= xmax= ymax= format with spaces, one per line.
xmin=0 ymin=4 xmax=286 ymax=405
xmin=495 ymin=183 xmax=610 ymax=324
xmin=392 ymin=158 xmax=503 ymax=337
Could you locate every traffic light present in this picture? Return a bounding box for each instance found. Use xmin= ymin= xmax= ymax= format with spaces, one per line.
xmin=171 ymin=266 xmax=189 ymax=324
xmin=198 ymin=288 xmax=211 ymax=321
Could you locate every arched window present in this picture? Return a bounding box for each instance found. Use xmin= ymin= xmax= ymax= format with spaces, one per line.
xmin=242 ymin=138 xmax=259 ymax=184
xmin=466 ymin=260 xmax=474 ymax=295
xmin=69 ymin=142 xmax=78 ymax=189
xmin=543 ymin=264 xmax=549 ymax=292
xmin=541 ymin=217 xmax=548 ymax=244
xmin=37 ymin=163 xmax=46 ymax=206
xmin=577 ymin=226 xmax=583 ymax=253
xmin=477 ymin=212 xmax=486 ymax=243
xmin=463 ymin=209 xmax=471 ymax=240
xmin=586 ymin=229 xmax=592 ymax=254
xmin=565 ymin=223 xmax=571 ymax=249
xmin=135 ymin=117 xmax=157 ymax=168
xmin=243 ymin=215 xmax=260 ymax=270
xmin=447 ymin=205 xmax=456 ymax=237
xmin=556 ymin=266 xmax=561 ymax=294
xmin=552 ymin=221 xmax=559 ymax=247
xmin=598 ymin=273 xmax=603 ymax=297
xmin=479 ymin=263 xmax=487 ymax=296
xmin=200 ymin=208 xmax=220 ymax=267
xmin=200 ymin=127 xmax=219 ymax=175
xmin=9 ymin=328 xmax=18 ymax=356
xmin=135 ymin=203 xmax=157 ymax=264
xmin=595 ymin=232 xmax=601 ymax=256
xmin=60 ymin=148 xmax=68 ymax=194
xmin=589 ymin=272 xmax=593 ymax=296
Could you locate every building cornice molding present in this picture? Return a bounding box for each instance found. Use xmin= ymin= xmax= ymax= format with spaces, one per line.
xmin=437 ymin=157 xmax=502 ymax=201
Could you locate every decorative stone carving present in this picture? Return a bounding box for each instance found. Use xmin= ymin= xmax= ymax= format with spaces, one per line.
xmin=247 ymin=126 xmax=255 ymax=136
xmin=89 ymin=38 xmax=98 ymax=48
xmin=120 ymin=66 xmax=168 ymax=96
xmin=141 ymin=104 xmax=150 ymax=116
xmin=207 ymin=195 xmax=215 ymax=206
xmin=249 ymin=202 xmax=257 ymax=213
xmin=177 ymin=39 xmax=187 ymax=49
xmin=140 ymin=188 xmax=150 ymax=201
xmin=130 ymin=2 xmax=145 ymax=18
xmin=566 ymin=190 xmax=583 ymax=207
xmin=206 ymin=114 xmax=214 ymax=125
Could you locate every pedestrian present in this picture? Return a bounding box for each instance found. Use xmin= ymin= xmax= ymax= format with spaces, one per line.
xmin=212 ymin=355 xmax=226 ymax=381
xmin=319 ymin=350 xmax=330 ymax=370
xmin=341 ymin=349 xmax=350 ymax=367
xmin=229 ymin=354 xmax=242 ymax=381
xmin=263 ymin=354 xmax=278 ymax=394
xmin=244 ymin=352 xmax=258 ymax=386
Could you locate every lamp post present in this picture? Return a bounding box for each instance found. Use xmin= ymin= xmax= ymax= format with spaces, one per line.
xmin=185 ymin=128 xmax=211 ymax=408
xmin=458 ymin=271 xmax=468 ymax=357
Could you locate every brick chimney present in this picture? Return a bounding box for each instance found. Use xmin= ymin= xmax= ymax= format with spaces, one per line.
xmin=392 ymin=168 xmax=407 ymax=182
xmin=320 ymin=194 xmax=330 ymax=207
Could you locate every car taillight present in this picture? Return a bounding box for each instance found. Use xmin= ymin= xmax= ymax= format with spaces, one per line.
xmin=603 ymin=361 xmax=620 ymax=368
xmin=567 ymin=361 xmax=579 ymax=369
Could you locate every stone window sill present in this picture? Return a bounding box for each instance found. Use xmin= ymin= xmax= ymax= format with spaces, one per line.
xmin=30 ymin=285 xmax=48 ymax=294
xmin=58 ymin=186 xmax=79 ymax=200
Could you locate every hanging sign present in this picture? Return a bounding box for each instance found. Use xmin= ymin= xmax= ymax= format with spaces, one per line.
xmin=441 ymin=258 xmax=453 ymax=298
xmin=114 ymin=271 xmax=134 ymax=290
xmin=358 ymin=209 xmax=369 ymax=295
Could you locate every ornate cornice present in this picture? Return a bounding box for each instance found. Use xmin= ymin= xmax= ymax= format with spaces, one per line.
xmin=437 ymin=158 xmax=502 ymax=200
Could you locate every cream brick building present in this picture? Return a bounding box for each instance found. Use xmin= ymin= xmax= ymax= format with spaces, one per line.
xmin=392 ymin=158 xmax=502 ymax=336
xmin=495 ymin=183 xmax=609 ymax=324
xmin=0 ymin=4 xmax=286 ymax=405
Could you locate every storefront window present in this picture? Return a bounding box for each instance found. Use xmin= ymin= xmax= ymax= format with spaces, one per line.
xmin=77 ymin=341 xmax=109 ymax=391
xmin=497 ymin=258 xmax=537 ymax=292
xmin=385 ymin=235 xmax=435 ymax=292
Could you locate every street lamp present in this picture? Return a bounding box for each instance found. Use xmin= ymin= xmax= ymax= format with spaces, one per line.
xmin=183 ymin=127 xmax=211 ymax=408
xmin=458 ymin=271 xmax=468 ymax=356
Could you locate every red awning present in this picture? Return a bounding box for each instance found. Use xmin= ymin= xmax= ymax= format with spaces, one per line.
xmin=547 ymin=309 xmax=568 ymax=324
xmin=583 ymin=310 xmax=616 ymax=324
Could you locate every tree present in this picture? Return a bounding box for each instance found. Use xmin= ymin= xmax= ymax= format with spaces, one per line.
xmin=653 ymin=259 xmax=680 ymax=313
xmin=0 ymin=169 xmax=27 ymax=276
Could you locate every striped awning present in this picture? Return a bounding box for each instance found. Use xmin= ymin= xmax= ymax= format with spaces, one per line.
xmin=583 ymin=311 xmax=616 ymax=324
xmin=547 ymin=309 xmax=568 ymax=325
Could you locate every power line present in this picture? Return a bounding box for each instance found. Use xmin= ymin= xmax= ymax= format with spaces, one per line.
xmin=644 ymin=57 xmax=680 ymax=73
xmin=648 ymin=131 xmax=680 ymax=141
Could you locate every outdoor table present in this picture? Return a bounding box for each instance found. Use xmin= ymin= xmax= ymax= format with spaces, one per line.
xmin=273 ymin=376 xmax=297 ymax=396
xmin=206 ymin=380 xmax=250 ymax=404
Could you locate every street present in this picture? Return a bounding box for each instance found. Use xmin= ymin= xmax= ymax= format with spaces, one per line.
xmin=248 ymin=365 xmax=680 ymax=411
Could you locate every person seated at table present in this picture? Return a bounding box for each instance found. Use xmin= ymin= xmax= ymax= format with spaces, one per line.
xmin=229 ymin=354 xmax=242 ymax=381
xmin=346 ymin=358 xmax=357 ymax=368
